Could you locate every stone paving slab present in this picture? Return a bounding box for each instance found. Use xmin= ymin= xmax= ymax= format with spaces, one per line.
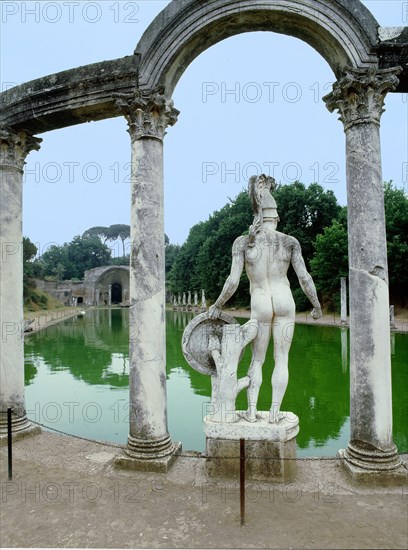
xmin=1 ymin=432 xmax=407 ymax=549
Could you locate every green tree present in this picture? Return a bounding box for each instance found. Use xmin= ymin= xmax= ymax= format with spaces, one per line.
xmin=169 ymin=191 xmax=252 ymax=303
xmin=40 ymin=236 xmax=112 ymax=280
xmin=310 ymin=182 xmax=408 ymax=309
xmin=106 ymin=224 xmax=130 ymax=260
xmin=23 ymin=237 xmax=39 ymax=300
xmin=82 ymin=226 xmax=110 ymax=243
xmin=310 ymin=220 xmax=348 ymax=310
xmin=66 ymin=236 xmax=112 ymax=279
xmin=384 ymin=181 xmax=408 ymax=303
xmin=274 ymin=181 xmax=341 ymax=265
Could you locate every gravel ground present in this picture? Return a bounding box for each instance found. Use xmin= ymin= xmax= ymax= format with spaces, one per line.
xmin=1 ymin=432 xmax=407 ymax=549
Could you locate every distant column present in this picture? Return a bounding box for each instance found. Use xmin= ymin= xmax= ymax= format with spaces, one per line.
xmin=108 ymin=285 xmax=112 ymax=306
xmin=340 ymin=277 xmax=347 ymax=325
xmin=0 ymin=128 xmax=42 ymax=439
xmin=324 ymin=67 xmax=405 ymax=480
xmin=114 ymin=89 xmax=180 ymax=471
xmin=201 ymin=289 xmax=206 ymax=312
xmin=187 ymin=290 xmax=192 ymax=311
xmin=389 ymin=305 xmax=395 ymax=329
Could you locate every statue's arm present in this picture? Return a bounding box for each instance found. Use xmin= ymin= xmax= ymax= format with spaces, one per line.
xmin=291 ymin=239 xmax=322 ymax=318
xmin=209 ymin=237 xmax=246 ymax=316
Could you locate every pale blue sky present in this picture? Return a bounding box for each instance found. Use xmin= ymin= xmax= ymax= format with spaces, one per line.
xmin=1 ymin=1 xmax=407 ymax=257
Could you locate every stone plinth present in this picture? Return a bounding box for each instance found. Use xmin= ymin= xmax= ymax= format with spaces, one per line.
xmin=337 ymin=447 xmax=407 ymax=485
xmin=114 ymin=441 xmax=182 ymax=473
xmin=204 ymin=412 xmax=298 ymax=482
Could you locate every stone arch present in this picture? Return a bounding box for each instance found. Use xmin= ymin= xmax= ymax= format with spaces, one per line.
xmin=135 ymin=0 xmax=379 ymax=95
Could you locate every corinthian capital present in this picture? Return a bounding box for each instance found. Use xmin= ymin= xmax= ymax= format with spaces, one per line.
xmin=0 ymin=128 xmax=42 ymax=172
xmin=323 ymin=66 xmax=401 ymax=130
xmin=114 ymin=88 xmax=179 ymax=141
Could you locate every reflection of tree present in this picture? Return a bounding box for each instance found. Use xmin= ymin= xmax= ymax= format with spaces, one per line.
xmin=24 ymin=360 xmax=38 ymax=385
xmin=392 ymin=333 xmax=408 ymax=452
xmin=25 ymin=310 xmax=129 ymax=387
xmin=167 ymin=312 xmax=350 ymax=450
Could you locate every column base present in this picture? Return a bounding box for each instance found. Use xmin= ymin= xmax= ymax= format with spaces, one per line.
xmin=114 ymin=441 xmax=182 ymax=473
xmin=205 ymin=411 xmax=298 ymax=482
xmin=0 ymin=414 xmax=41 ymax=446
xmin=338 ymin=445 xmax=407 ymax=485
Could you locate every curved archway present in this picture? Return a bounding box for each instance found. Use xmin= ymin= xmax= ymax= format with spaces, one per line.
xmin=135 ymin=0 xmax=379 ymax=94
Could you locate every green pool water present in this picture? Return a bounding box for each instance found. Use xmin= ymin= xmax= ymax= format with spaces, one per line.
xmin=24 ymin=308 xmax=408 ymax=457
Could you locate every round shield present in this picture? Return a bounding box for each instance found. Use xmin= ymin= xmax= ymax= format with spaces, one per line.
xmin=181 ymin=311 xmax=241 ymax=375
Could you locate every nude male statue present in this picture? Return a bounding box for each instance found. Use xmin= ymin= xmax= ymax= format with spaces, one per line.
xmin=209 ymin=174 xmax=322 ymax=423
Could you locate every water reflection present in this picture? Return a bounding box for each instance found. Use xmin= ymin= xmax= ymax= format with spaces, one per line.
xmin=24 ymin=309 xmax=407 ymax=455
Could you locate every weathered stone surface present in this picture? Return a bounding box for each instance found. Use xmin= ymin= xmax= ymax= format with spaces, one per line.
xmin=181 ymin=311 xmax=241 ymax=376
xmin=337 ymin=449 xmax=407 ymax=486
xmin=0 ymin=129 xmax=41 ymax=437
xmin=324 ymin=67 xmax=402 ymax=479
xmin=206 ymin=413 xmax=298 ymax=482
xmin=204 ymin=412 xmax=299 ymax=441
xmin=378 ymin=27 xmax=408 ymax=92
xmin=135 ymin=0 xmax=380 ymax=93
xmin=208 ymin=175 xmax=321 ymax=424
xmin=114 ymin=441 xmax=182 ymax=473
xmin=0 ymin=57 xmax=139 ymax=134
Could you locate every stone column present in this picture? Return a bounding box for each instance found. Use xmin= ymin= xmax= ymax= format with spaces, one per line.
xmin=340 ymin=277 xmax=348 ymax=325
xmin=108 ymin=284 xmax=112 ymax=307
xmin=114 ymin=90 xmax=180 ymax=471
xmin=0 ymin=128 xmax=42 ymax=441
xmin=389 ymin=305 xmax=395 ymax=329
xmin=324 ymin=67 xmax=405 ymax=480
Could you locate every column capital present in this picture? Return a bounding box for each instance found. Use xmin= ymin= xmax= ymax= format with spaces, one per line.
xmin=323 ymin=66 xmax=401 ymax=130
xmin=0 ymin=127 xmax=42 ymax=172
xmin=114 ymin=88 xmax=179 ymax=141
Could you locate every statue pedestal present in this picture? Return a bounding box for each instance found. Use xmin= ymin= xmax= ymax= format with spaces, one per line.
xmin=204 ymin=411 xmax=299 ymax=482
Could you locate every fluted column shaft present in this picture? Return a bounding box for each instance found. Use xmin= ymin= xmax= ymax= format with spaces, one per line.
xmin=324 ymin=67 xmax=402 ymax=472
xmin=0 ymin=128 xmax=41 ymax=436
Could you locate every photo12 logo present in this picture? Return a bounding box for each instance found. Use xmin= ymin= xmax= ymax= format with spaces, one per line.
xmin=1 ymin=2 xmax=140 ymax=24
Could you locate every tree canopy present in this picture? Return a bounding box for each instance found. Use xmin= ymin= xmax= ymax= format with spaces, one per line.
xmin=169 ymin=180 xmax=407 ymax=310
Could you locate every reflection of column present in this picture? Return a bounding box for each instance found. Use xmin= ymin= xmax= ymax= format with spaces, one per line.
xmin=389 ymin=305 xmax=395 ymax=329
xmin=115 ymin=89 xmax=180 ymax=470
xmin=341 ymin=328 xmax=348 ymax=374
xmin=390 ymin=332 xmax=395 ymax=356
xmin=340 ymin=277 xmax=347 ymax=325
xmin=0 ymin=128 xmax=42 ymax=439
xmin=324 ymin=67 xmax=405 ymax=479
xmin=109 ymin=308 xmax=112 ymax=329
xmin=108 ymin=285 xmax=112 ymax=307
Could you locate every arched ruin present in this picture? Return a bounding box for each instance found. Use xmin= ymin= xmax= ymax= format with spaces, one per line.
xmin=1 ymin=0 xmax=407 ymax=480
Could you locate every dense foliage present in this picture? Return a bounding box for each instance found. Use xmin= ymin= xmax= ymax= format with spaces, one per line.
xmin=169 ymin=181 xmax=407 ymax=311
xmin=26 ymin=181 xmax=407 ymax=310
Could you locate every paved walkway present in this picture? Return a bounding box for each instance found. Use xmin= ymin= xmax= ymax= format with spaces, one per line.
xmin=1 ymin=432 xmax=407 ymax=549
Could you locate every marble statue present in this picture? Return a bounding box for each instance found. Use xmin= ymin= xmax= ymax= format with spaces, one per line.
xmin=209 ymin=174 xmax=322 ymax=423
xmin=208 ymin=320 xmax=258 ymax=422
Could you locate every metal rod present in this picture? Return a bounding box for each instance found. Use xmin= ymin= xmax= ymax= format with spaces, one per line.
xmin=240 ymin=438 xmax=245 ymax=526
xmin=7 ymin=408 xmax=12 ymax=480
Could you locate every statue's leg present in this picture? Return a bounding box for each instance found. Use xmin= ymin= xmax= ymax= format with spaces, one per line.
xmin=270 ymin=314 xmax=295 ymax=423
xmin=244 ymin=321 xmax=271 ymax=421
